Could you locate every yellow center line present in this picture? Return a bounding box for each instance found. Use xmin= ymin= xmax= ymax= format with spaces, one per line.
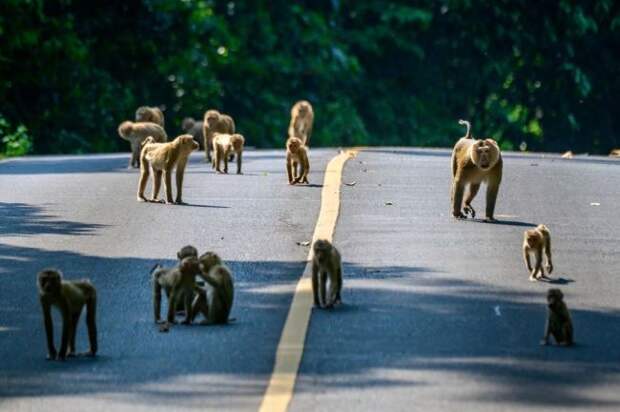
xmin=258 ymin=148 xmax=359 ymax=412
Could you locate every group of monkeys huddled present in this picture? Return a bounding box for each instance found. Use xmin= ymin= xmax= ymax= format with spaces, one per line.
xmin=451 ymin=119 xmax=573 ymax=346
xmin=36 ymin=238 xmax=342 ymax=360
xmin=117 ymin=100 xmax=315 ymax=205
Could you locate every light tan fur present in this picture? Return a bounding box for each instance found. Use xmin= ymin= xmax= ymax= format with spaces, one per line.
xmin=541 ymin=288 xmax=573 ymax=346
xmin=202 ymin=110 xmax=235 ymax=162
xmin=37 ymin=269 xmax=97 ymax=360
xmin=288 ymin=100 xmax=314 ymax=146
xmin=137 ymin=134 xmax=198 ymax=204
xmin=311 ymin=240 xmax=343 ymax=309
xmin=118 ymin=121 xmax=167 ymax=168
xmin=451 ymin=120 xmax=502 ymax=220
xmin=135 ymin=106 xmax=165 ymax=128
xmin=286 ymin=136 xmax=310 ymax=184
xmin=212 ymin=133 xmax=245 ymax=174
xmin=523 ymin=224 xmax=553 ymax=281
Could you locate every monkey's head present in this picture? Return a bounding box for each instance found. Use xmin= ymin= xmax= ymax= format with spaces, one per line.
xmin=547 ymin=288 xmax=564 ymax=309
xmin=179 ymin=256 xmax=200 ymax=275
xmin=199 ymin=252 xmax=222 ymax=274
xmin=231 ymin=134 xmax=245 ymax=151
xmin=470 ymin=139 xmax=500 ymax=170
xmin=177 ymin=245 xmax=198 ymax=260
xmin=287 ymin=137 xmax=303 ymax=153
xmin=175 ymin=134 xmax=199 ymax=152
xmin=182 ymin=117 xmax=195 ymax=131
xmin=37 ymin=269 xmax=63 ymax=295
xmin=313 ymin=239 xmax=333 ymax=262
xmin=118 ymin=121 xmax=134 ymax=138
xmin=205 ymin=110 xmax=221 ymax=128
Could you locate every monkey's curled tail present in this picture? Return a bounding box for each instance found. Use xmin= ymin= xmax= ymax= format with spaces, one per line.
xmin=142 ymin=136 xmax=156 ymax=147
xmin=458 ymin=119 xmax=472 ymax=139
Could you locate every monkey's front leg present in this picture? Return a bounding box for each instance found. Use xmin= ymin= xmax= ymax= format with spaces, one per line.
xmin=223 ymin=150 xmax=229 ymax=174
xmin=451 ymin=178 xmax=467 ymax=219
xmin=485 ymin=175 xmax=501 ymax=221
xmin=163 ymin=168 xmax=174 ymax=204
xmin=286 ymin=157 xmax=295 ymax=185
xmin=319 ymin=271 xmax=328 ymax=308
xmin=463 ymin=183 xmax=479 ymax=218
xmin=181 ymin=288 xmax=193 ymax=325
xmin=58 ymin=307 xmax=71 ymax=361
xmin=236 ymin=151 xmax=243 ymax=174
xmin=42 ymin=302 xmax=57 ymax=360
xmin=175 ymin=160 xmax=187 ymax=204
xmin=130 ymin=142 xmax=140 ymax=168
xmin=311 ymin=265 xmax=320 ymax=307
xmin=86 ymin=298 xmax=98 ymax=356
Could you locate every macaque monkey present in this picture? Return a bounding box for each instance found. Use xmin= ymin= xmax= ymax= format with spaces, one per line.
xmin=286 ymin=136 xmax=310 ymax=184
xmin=152 ymin=256 xmax=200 ymax=325
xmin=135 ymin=106 xmax=165 ymax=128
xmin=190 ymin=254 xmax=235 ymax=325
xmin=523 ymin=224 xmax=553 ymax=281
xmin=541 ymin=288 xmax=573 ymax=346
xmin=212 ymin=133 xmax=245 ymax=174
xmin=137 ymin=134 xmax=199 ymax=204
xmin=311 ymin=239 xmax=343 ymax=309
xmin=288 ymin=100 xmax=314 ymax=146
xmin=118 ymin=121 xmax=167 ymax=168
xmin=202 ymin=110 xmax=236 ymax=162
xmin=451 ymin=119 xmax=503 ymax=220
xmin=37 ymin=269 xmax=97 ymax=361
xmin=182 ymin=117 xmax=205 ymax=149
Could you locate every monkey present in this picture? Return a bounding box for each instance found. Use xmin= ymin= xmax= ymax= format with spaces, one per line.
xmin=152 ymin=256 xmax=200 ymax=325
xmin=541 ymin=288 xmax=573 ymax=346
xmin=37 ymin=269 xmax=97 ymax=361
xmin=451 ymin=119 xmax=503 ymax=221
xmin=182 ymin=117 xmax=205 ymax=150
xmin=288 ymin=100 xmax=314 ymax=146
xmin=117 ymin=121 xmax=167 ymax=168
xmin=190 ymin=252 xmax=234 ymax=324
xmin=286 ymin=136 xmax=310 ymax=184
xmin=212 ymin=133 xmax=245 ymax=174
xmin=311 ymin=239 xmax=343 ymax=309
xmin=202 ymin=110 xmax=236 ymax=163
xmin=523 ymin=224 xmax=553 ymax=281
xmin=137 ymin=134 xmax=199 ymax=204
xmin=135 ymin=106 xmax=165 ymax=128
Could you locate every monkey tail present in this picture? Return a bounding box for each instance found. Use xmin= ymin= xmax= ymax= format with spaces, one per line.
xmin=142 ymin=136 xmax=155 ymax=147
xmin=458 ymin=119 xmax=472 ymax=139
xmin=150 ymin=263 xmax=162 ymax=277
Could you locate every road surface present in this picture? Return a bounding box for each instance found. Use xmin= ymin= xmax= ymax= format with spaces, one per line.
xmin=1 ymin=148 xmax=619 ymax=411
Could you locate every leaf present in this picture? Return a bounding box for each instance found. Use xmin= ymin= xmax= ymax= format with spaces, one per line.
xmin=296 ymin=241 xmax=311 ymax=246
xmin=344 ymin=181 xmax=357 ymax=186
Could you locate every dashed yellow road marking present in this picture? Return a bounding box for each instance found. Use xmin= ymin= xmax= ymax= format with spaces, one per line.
xmin=258 ymin=149 xmax=359 ymax=412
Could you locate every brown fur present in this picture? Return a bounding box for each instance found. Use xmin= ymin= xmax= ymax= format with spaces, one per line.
xmin=191 ymin=254 xmax=234 ymax=325
xmin=212 ymin=133 xmax=245 ymax=174
xmin=202 ymin=110 xmax=235 ymax=162
xmin=523 ymin=224 xmax=553 ymax=281
xmin=451 ymin=120 xmax=502 ymax=220
xmin=135 ymin=106 xmax=165 ymax=128
xmin=311 ymin=240 xmax=343 ymax=309
xmin=541 ymin=289 xmax=573 ymax=346
xmin=286 ymin=136 xmax=310 ymax=184
xmin=137 ymin=134 xmax=198 ymax=204
xmin=37 ymin=269 xmax=97 ymax=360
xmin=288 ymin=100 xmax=314 ymax=146
xmin=118 ymin=121 xmax=167 ymax=168
xmin=182 ymin=117 xmax=205 ymax=150
xmin=152 ymin=256 xmax=200 ymax=325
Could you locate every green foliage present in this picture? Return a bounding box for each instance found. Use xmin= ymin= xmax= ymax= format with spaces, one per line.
xmin=0 ymin=114 xmax=32 ymax=157
xmin=0 ymin=0 xmax=618 ymax=154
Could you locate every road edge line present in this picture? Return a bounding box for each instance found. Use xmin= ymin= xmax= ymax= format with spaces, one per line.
xmin=258 ymin=149 xmax=359 ymax=412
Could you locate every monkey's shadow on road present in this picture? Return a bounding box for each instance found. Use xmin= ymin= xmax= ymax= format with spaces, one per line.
xmin=296 ymin=262 xmax=620 ymax=409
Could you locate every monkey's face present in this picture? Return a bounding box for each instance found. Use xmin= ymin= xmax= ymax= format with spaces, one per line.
xmin=313 ymin=240 xmax=332 ymax=263
xmin=206 ymin=113 xmax=220 ymax=127
xmin=287 ymin=139 xmax=301 ymax=153
xmin=547 ymin=289 xmax=563 ymax=309
xmin=471 ymin=140 xmax=498 ymax=170
xmin=179 ymin=257 xmax=200 ymax=275
xmin=38 ymin=270 xmax=62 ymax=294
xmin=199 ymin=252 xmax=222 ymax=274
xmin=178 ymin=135 xmax=199 ymax=152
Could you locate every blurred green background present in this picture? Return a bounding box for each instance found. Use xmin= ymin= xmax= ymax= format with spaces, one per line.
xmin=1 ymin=0 xmax=619 ymax=156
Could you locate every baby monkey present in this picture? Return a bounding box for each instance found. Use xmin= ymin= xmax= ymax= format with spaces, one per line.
xmin=541 ymin=288 xmax=573 ymax=346
xmin=190 ymin=252 xmax=235 ymax=324
xmin=523 ymin=224 xmax=553 ymax=281
xmin=286 ymin=136 xmax=309 ymax=184
xmin=311 ymin=239 xmax=343 ymax=309
xmin=37 ymin=269 xmax=97 ymax=361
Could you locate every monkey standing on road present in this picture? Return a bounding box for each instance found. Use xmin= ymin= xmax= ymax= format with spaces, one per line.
xmin=311 ymin=239 xmax=343 ymax=309
xmin=523 ymin=224 xmax=553 ymax=281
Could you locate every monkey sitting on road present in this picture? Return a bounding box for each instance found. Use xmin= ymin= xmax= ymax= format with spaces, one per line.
xmin=523 ymin=224 xmax=553 ymax=281
xmin=541 ymin=288 xmax=573 ymax=346
xmin=451 ymin=119 xmax=503 ymax=221
xmin=286 ymin=136 xmax=310 ymax=185
xmin=152 ymin=256 xmax=200 ymax=326
xmin=37 ymin=269 xmax=97 ymax=360
xmin=118 ymin=121 xmax=167 ymax=168
xmin=190 ymin=252 xmax=235 ymax=325
xmin=137 ymin=134 xmax=198 ymax=204
xmin=212 ymin=133 xmax=245 ymax=174
xmin=312 ymin=239 xmax=343 ymax=309
xmin=135 ymin=106 xmax=165 ymax=128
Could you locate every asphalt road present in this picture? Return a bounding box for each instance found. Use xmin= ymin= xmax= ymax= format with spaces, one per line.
xmin=1 ymin=148 xmax=620 ymax=411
